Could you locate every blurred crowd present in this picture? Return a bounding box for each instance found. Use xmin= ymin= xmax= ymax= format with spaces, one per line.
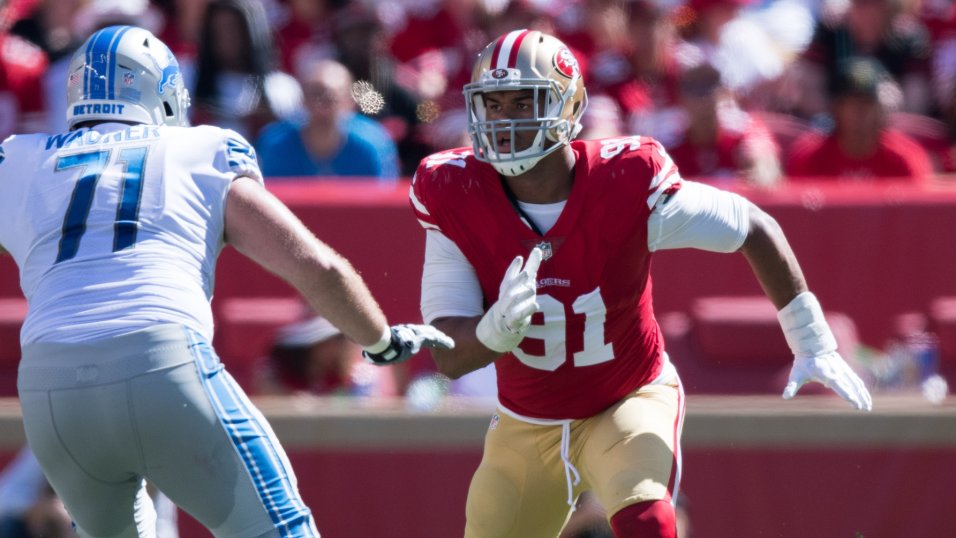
xmin=1 ymin=0 xmax=956 ymax=185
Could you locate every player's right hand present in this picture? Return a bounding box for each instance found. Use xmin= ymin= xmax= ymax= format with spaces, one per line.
xmin=476 ymin=247 xmax=543 ymax=353
xmin=363 ymin=324 xmax=455 ymax=365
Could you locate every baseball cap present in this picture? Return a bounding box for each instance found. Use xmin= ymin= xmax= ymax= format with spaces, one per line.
xmin=829 ymin=56 xmax=892 ymax=99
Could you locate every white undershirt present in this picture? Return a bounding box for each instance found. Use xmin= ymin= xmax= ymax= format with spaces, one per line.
xmin=420 ymin=180 xmax=750 ymax=323
xmin=515 ymin=200 xmax=564 ymax=234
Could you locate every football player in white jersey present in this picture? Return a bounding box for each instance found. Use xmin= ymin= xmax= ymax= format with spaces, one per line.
xmin=0 ymin=25 xmax=452 ymax=538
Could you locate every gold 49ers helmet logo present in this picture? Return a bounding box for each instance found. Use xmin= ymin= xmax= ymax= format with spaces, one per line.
xmin=553 ymin=47 xmax=579 ymax=79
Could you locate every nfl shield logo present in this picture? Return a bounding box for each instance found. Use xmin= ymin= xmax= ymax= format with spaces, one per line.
xmin=489 ymin=414 xmax=500 ymax=430
xmin=68 ymin=71 xmax=81 ymax=87
xmin=534 ymin=241 xmax=553 ymax=261
xmin=123 ymin=71 xmax=135 ymax=86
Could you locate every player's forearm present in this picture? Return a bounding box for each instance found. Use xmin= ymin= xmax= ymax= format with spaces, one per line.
xmin=292 ymin=251 xmax=390 ymax=348
xmin=430 ymin=316 xmax=500 ymax=379
xmin=738 ymin=203 xmax=808 ymax=309
xmin=225 ymin=178 xmax=389 ymax=347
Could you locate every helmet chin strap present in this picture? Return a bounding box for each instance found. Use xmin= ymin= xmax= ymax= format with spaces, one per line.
xmin=493 ymin=155 xmax=544 ymax=177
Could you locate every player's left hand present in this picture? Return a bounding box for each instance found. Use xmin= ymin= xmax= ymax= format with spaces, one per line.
xmin=363 ymin=324 xmax=455 ymax=366
xmin=783 ymin=352 xmax=873 ymax=411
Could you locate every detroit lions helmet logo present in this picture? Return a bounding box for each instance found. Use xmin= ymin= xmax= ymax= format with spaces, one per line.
xmin=146 ymin=47 xmax=181 ymax=96
xmin=156 ymin=49 xmax=181 ymax=96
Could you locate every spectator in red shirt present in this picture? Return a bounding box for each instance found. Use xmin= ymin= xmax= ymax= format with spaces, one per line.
xmin=665 ymin=61 xmax=782 ymax=186
xmin=787 ymin=56 xmax=933 ymax=181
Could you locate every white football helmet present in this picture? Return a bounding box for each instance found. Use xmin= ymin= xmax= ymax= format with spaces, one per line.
xmin=464 ymin=29 xmax=588 ymax=176
xmin=66 ymin=25 xmax=190 ymax=129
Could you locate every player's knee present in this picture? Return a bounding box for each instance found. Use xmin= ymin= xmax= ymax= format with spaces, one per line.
xmin=610 ymin=499 xmax=676 ymax=538
xmin=465 ymin=469 xmax=520 ymax=537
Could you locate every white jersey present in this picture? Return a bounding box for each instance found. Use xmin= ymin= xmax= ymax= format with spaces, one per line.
xmin=0 ymin=122 xmax=262 ymax=345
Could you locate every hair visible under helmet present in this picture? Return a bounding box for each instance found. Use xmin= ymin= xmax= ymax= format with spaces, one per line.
xmin=463 ymin=29 xmax=588 ymax=177
xmin=66 ymin=25 xmax=190 ymax=129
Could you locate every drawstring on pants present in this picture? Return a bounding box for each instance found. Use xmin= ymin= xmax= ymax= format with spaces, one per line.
xmin=559 ymin=422 xmax=581 ymax=510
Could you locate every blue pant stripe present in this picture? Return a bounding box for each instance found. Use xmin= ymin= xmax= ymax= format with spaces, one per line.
xmin=184 ymin=329 xmax=315 ymax=537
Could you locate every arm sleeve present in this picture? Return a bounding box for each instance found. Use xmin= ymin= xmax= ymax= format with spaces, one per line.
xmin=421 ymin=229 xmax=485 ymax=323
xmin=647 ymin=180 xmax=750 ymax=253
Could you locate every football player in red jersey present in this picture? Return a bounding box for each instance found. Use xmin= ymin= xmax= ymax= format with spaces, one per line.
xmin=409 ymin=29 xmax=872 ymax=538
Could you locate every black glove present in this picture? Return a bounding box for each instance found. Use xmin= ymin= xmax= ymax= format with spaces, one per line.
xmin=362 ymin=324 xmax=454 ymax=365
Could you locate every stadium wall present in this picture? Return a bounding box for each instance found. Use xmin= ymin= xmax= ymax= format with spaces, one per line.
xmin=1 ymin=395 xmax=955 ymax=537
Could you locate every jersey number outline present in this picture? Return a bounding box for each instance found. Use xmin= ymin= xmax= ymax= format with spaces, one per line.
xmin=55 ymin=147 xmax=148 ymax=263
xmin=512 ymin=287 xmax=615 ymax=371
xmin=599 ymin=136 xmax=643 ymax=160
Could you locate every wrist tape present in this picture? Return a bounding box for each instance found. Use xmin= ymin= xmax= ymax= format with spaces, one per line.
xmin=777 ymin=291 xmax=837 ymax=358
xmin=363 ymin=326 xmax=393 ymax=355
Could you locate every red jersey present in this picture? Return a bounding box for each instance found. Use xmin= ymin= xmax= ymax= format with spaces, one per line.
xmin=667 ymin=110 xmax=778 ymax=179
xmin=786 ymin=128 xmax=933 ymax=181
xmin=411 ymin=138 xmax=681 ymax=419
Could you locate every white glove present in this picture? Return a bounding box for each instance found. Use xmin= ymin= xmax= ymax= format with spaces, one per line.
xmin=362 ymin=324 xmax=455 ymax=365
xmin=476 ymin=248 xmax=543 ymax=353
xmin=778 ymin=292 xmax=873 ymax=411
xmin=783 ymin=352 xmax=873 ymax=411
